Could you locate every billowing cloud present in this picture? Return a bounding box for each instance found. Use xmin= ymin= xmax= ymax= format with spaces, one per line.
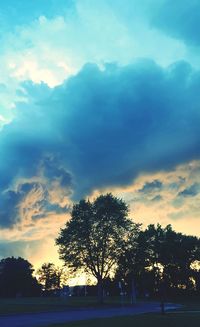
xmin=0 ymin=0 xmax=200 ymax=265
xmin=0 ymin=0 xmax=188 ymax=95
xmin=0 ymin=59 xmax=199 ymax=230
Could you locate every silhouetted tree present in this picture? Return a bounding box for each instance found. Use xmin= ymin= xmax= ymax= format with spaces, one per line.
xmin=0 ymin=257 xmax=41 ymax=297
xmin=117 ymin=224 xmax=200 ymax=297
xmin=144 ymin=225 xmax=200 ymax=294
xmin=37 ymin=263 xmax=66 ymax=291
xmin=56 ymin=193 xmax=140 ymax=303
xmin=116 ymin=227 xmax=151 ymax=297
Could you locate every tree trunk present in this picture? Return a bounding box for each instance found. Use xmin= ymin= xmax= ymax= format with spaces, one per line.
xmin=97 ymin=278 xmax=104 ymax=304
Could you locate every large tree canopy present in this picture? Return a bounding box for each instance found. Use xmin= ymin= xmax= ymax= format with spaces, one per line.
xmin=56 ymin=193 xmax=140 ymax=300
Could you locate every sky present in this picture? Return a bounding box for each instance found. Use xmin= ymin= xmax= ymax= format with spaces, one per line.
xmin=0 ymin=0 xmax=200 ymax=271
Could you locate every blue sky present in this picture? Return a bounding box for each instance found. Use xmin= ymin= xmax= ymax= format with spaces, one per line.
xmin=0 ymin=0 xmax=200 ymax=267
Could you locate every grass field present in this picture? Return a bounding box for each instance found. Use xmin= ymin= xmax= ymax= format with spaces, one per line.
xmin=0 ymin=296 xmax=200 ymax=327
xmin=46 ymin=298 xmax=200 ymax=327
xmin=47 ymin=311 xmax=200 ymax=327
xmin=0 ymin=296 xmax=134 ymax=315
xmin=0 ymin=296 xmax=94 ymax=315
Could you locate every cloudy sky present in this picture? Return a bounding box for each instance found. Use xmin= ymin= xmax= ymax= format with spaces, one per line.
xmin=0 ymin=0 xmax=200 ymax=269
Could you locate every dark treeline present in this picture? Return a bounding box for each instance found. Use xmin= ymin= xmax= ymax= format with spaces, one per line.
xmin=0 ymin=224 xmax=200 ymax=298
xmin=56 ymin=194 xmax=200 ymax=302
xmin=115 ymin=223 xmax=200 ymax=299
xmin=59 ymin=224 xmax=200 ymax=299
xmin=71 ymin=224 xmax=200 ymax=299
xmin=0 ymin=194 xmax=200 ymax=299
xmin=0 ymin=259 xmax=66 ymax=298
xmin=0 ymin=257 xmax=41 ymax=297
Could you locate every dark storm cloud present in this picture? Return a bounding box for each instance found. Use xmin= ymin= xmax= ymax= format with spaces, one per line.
xmin=152 ymin=0 xmax=200 ymax=46
xmin=0 ymin=59 xmax=200 ymax=227
xmin=43 ymin=157 xmax=73 ymax=188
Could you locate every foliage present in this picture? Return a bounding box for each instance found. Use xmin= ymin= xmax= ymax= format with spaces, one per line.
xmin=116 ymin=223 xmax=200 ymax=297
xmin=0 ymin=257 xmax=41 ymax=297
xmin=37 ymin=263 xmax=67 ymax=291
xmin=56 ymin=193 xmax=140 ymax=301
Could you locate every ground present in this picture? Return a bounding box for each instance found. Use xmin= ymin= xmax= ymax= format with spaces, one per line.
xmin=0 ymin=296 xmax=199 ymax=327
xmin=48 ymin=312 xmax=200 ymax=327
xmin=0 ymin=296 xmax=136 ymax=315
